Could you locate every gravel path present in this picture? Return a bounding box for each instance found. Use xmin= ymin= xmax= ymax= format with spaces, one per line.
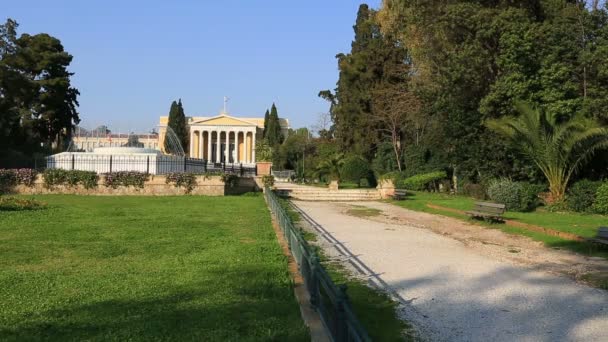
xmin=293 ymin=200 xmax=608 ymax=342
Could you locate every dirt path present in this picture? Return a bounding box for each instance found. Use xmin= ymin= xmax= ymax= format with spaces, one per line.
xmin=293 ymin=200 xmax=608 ymax=342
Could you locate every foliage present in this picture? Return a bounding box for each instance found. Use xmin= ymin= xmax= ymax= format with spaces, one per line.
xmin=262 ymin=175 xmax=275 ymax=188
xmin=593 ymin=182 xmax=608 ymax=215
xmin=0 ymin=168 xmax=37 ymax=189
xmin=486 ymin=103 xmax=608 ymax=203
xmin=43 ymin=169 xmax=98 ymax=189
xmin=462 ymin=183 xmax=486 ymax=200
xmin=315 ymin=153 xmax=344 ymax=181
xmin=339 ymin=155 xmax=369 ymax=186
xmin=487 ymin=179 xmax=540 ymax=212
xmin=164 ymin=99 xmax=189 ymax=154
xmin=0 ymin=196 xmax=45 ymax=211
xmin=0 ymin=19 xmax=79 ymax=155
xmin=255 ymin=140 xmax=273 ymax=162
xmin=165 ymin=172 xmax=197 ymax=194
xmin=220 ymin=173 xmax=239 ymax=188
xmin=103 ymin=171 xmax=149 ymax=189
xmin=400 ymin=171 xmax=447 ymax=191
xmin=566 ymin=180 xmax=602 ymax=213
xmin=262 ymin=109 xmax=270 ymax=138
xmin=0 ymin=195 xmax=309 ymax=340
xmin=265 ymin=103 xmax=283 ymax=146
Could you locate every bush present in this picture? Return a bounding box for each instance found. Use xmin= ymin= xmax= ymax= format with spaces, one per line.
xmin=43 ymin=169 xmax=99 ymax=189
xmin=220 ymin=173 xmax=239 ymax=188
xmin=400 ymin=171 xmax=447 ymax=191
xmin=339 ymin=156 xmax=370 ymax=186
xmin=262 ymin=175 xmax=275 ymax=187
xmin=566 ymin=180 xmax=601 ymax=212
xmin=462 ymin=183 xmax=486 ymax=199
xmin=166 ymin=173 xmax=198 ymax=194
xmin=593 ymin=182 xmax=608 ymax=215
xmin=0 ymin=169 xmax=38 ymax=189
xmin=0 ymin=196 xmax=46 ymax=211
xmin=103 ymin=171 xmax=149 ymax=188
xmin=487 ymin=179 xmax=541 ymax=212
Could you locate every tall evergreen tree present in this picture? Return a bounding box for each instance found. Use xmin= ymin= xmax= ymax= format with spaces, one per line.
xmin=164 ymin=99 xmax=189 ymax=154
xmin=263 ymin=109 xmax=270 ymax=138
xmin=266 ymin=103 xmax=283 ymax=146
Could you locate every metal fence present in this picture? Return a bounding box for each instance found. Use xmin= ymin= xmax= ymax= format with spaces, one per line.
xmin=264 ymin=188 xmax=370 ymax=342
xmin=32 ymin=156 xmax=257 ymax=177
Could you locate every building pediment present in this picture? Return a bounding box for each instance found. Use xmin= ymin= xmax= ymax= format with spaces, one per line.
xmin=190 ymin=115 xmax=257 ymax=127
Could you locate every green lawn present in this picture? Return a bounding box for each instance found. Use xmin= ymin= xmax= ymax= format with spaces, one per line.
xmin=391 ymin=191 xmax=608 ymax=259
xmin=0 ymin=195 xmax=308 ymax=341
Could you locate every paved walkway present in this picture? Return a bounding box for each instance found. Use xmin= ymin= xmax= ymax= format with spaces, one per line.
xmin=293 ymin=200 xmax=608 ymax=342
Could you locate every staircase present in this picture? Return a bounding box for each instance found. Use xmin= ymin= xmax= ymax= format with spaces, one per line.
xmin=273 ymin=182 xmax=380 ymax=201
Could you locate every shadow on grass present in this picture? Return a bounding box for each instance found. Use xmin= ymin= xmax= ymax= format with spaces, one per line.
xmin=0 ymin=267 xmax=309 ymax=342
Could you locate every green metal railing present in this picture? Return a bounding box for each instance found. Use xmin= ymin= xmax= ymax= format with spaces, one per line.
xmin=264 ymin=188 xmax=370 ymax=342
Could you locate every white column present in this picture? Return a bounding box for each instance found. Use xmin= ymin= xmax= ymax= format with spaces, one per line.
xmin=244 ymin=131 xmax=249 ymax=163
xmin=216 ymin=131 xmax=221 ymax=163
xmin=207 ymin=131 xmax=212 ymax=162
xmin=225 ymin=130 xmax=230 ymax=163
xmin=198 ymin=131 xmax=203 ymax=159
xmin=251 ymin=130 xmax=256 ymax=163
xmin=189 ymin=131 xmax=194 ymax=157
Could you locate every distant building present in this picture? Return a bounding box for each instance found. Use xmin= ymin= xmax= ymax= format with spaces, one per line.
xmin=159 ymin=111 xmax=289 ymax=164
xmin=72 ymin=133 xmax=160 ymax=152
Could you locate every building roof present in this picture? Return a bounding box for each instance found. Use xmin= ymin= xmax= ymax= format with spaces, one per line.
xmin=159 ymin=113 xmax=289 ymax=129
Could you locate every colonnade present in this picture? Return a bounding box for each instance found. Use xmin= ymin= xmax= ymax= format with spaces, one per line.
xmin=189 ymin=129 xmax=256 ymax=164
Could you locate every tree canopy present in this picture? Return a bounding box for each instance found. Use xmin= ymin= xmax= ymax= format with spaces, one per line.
xmin=164 ymin=99 xmax=189 ymax=154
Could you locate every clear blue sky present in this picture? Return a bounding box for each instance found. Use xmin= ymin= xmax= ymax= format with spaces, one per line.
xmin=4 ymin=0 xmax=381 ymax=133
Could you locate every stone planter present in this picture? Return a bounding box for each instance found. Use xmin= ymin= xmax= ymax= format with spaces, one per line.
xmin=328 ymin=180 xmax=339 ymax=191
xmin=376 ymin=179 xmax=396 ymax=199
xmin=256 ymin=162 xmax=272 ymax=176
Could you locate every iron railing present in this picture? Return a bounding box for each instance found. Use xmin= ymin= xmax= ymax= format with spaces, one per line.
xmin=24 ymin=156 xmax=257 ymax=176
xmin=264 ymin=188 xmax=370 ymax=342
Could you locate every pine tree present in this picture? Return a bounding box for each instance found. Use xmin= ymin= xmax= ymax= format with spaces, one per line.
xmin=263 ymin=109 xmax=270 ymax=139
xmin=176 ymin=99 xmax=189 ymax=153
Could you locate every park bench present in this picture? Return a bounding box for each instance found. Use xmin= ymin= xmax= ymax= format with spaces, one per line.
xmin=588 ymin=227 xmax=608 ymax=246
xmin=466 ymin=202 xmax=506 ymax=221
xmin=393 ymin=189 xmax=407 ymax=200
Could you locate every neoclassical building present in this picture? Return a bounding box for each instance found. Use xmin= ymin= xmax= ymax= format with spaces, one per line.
xmin=159 ymin=111 xmax=289 ymax=164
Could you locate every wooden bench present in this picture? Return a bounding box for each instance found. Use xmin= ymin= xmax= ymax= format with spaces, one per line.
xmin=393 ymin=189 xmax=407 ymax=200
xmin=466 ymin=202 xmax=506 ymax=221
xmin=588 ymin=227 xmax=608 ymax=246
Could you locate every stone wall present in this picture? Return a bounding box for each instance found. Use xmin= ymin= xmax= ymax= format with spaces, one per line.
xmin=6 ymin=175 xmax=262 ymax=196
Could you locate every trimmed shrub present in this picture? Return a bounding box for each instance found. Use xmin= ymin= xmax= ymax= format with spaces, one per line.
xmin=0 ymin=197 xmax=46 ymax=211
xmin=103 ymin=171 xmax=149 ymax=188
xmin=339 ymin=156 xmax=370 ymax=186
xmin=43 ymin=169 xmax=99 ymax=189
xmin=566 ymin=180 xmax=601 ymax=213
xmin=593 ymin=182 xmax=608 ymax=215
xmin=166 ymin=172 xmax=198 ymax=194
xmin=400 ymin=171 xmax=447 ymax=191
xmin=462 ymin=183 xmax=486 ymax=200
xmin=262 ymin=175 xmax=275 ymax=187
xmin=487 ymin=179 xmax=541 ymax=212
xmin=0 ymin=169 xmax=38 ymax=189
xmin=0 ymin=170 xmax=17 ymax=189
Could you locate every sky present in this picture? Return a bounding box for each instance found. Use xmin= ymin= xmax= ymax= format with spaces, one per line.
xmin=4 ymin=0 xmax=381 ymax=133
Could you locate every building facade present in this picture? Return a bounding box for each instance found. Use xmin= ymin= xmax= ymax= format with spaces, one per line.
xmin=72 ymin=134 xmax=160 ymax=152
xmin=159 ymin=112 xmax=289 ymax=164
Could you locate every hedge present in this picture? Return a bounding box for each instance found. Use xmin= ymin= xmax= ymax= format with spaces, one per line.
xmin=487 ymin=179 xmax=542 ymax=212
xmin=566 ymin=180 xmax=601 ymax=213
xmin=400 ymin=171 xmax=447 ymax=191
xmin=43 ymin=169 xmax=99 ymax=189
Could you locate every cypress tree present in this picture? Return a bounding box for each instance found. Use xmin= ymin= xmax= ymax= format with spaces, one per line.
xmin=263 ymin=109 xmax=270 ymax=139
xmin=266 ymin=103 xmax=283 ymax=146
xmin=165 ymin=99 xmax=189 ymax=154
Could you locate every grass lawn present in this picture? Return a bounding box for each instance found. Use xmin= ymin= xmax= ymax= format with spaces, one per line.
xmin=391 ymin=191 xmax=608 ymax=260
xmin=279 ymin=198 xmax=411 ymax=341
xmin=0 ymin=194 xmax=308 ymax=341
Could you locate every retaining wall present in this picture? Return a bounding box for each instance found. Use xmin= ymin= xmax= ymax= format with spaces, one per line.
xmin=5 ymin=174 xmax=262 ymax=196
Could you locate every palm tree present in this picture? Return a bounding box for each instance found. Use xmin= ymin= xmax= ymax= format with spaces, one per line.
xmin=315 ymin=153 xmax=344 ymax=182
xmin=486 ymin=103 xmax=608 ymax=203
